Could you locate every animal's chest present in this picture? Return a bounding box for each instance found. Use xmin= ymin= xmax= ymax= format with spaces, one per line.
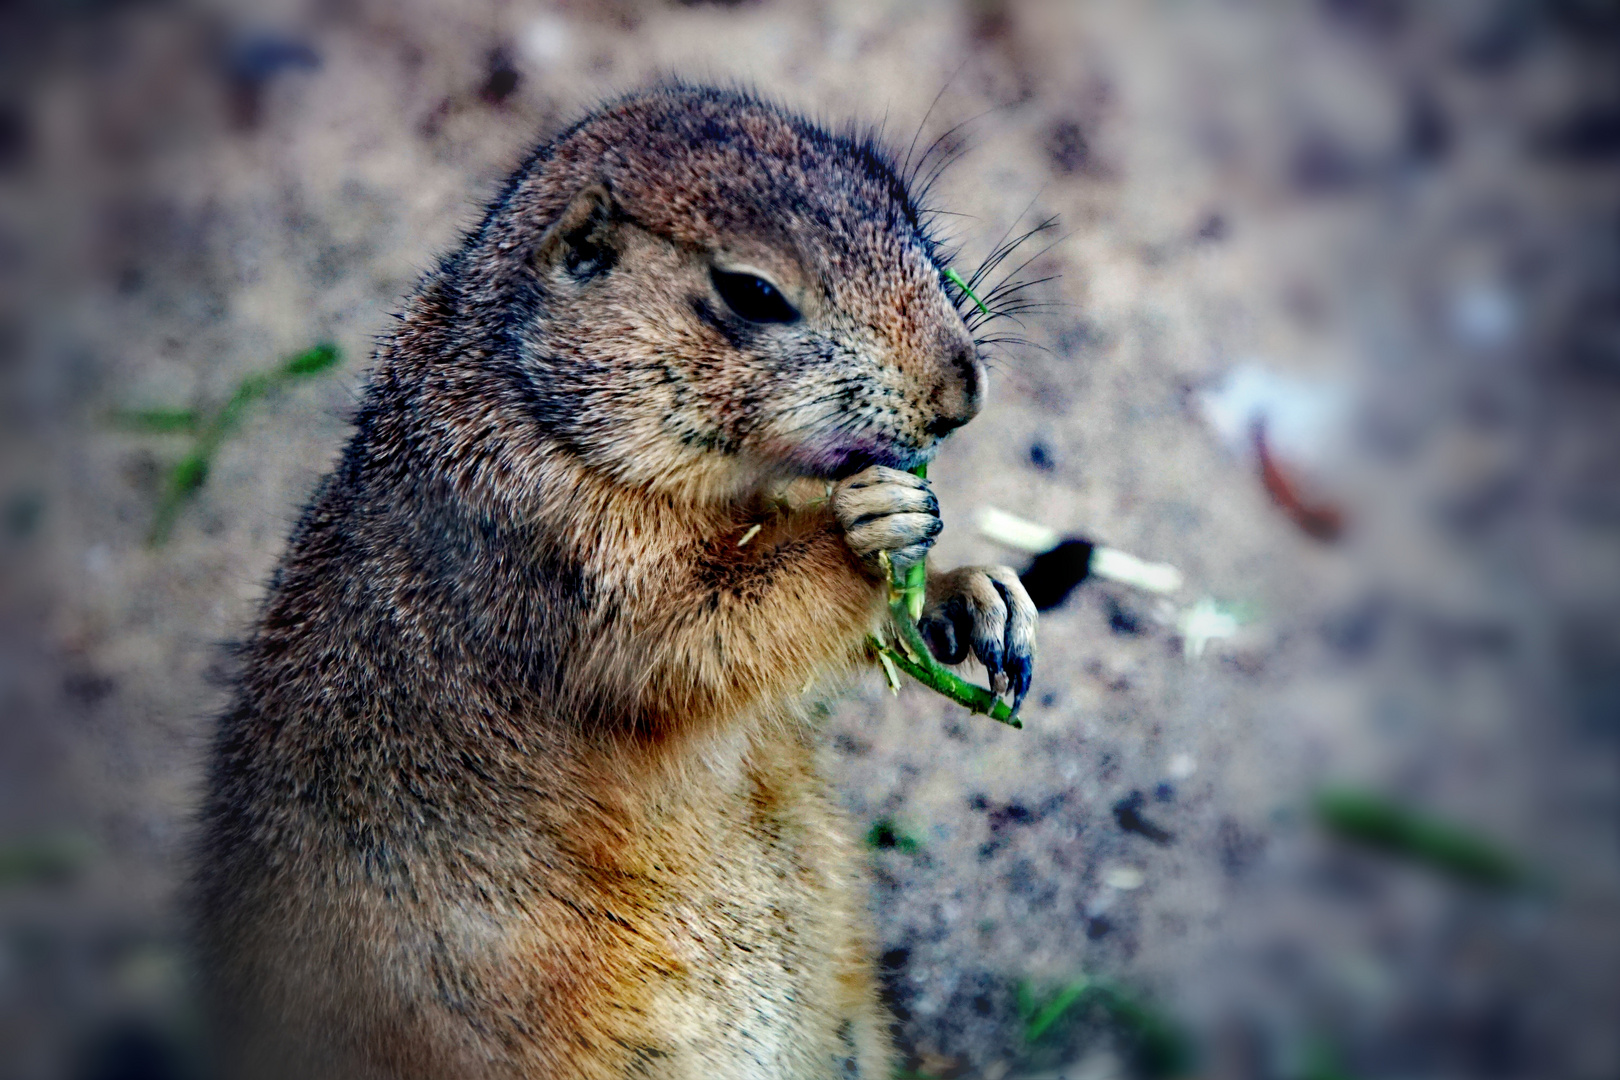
xmin=574 ymin=744 xmax=877 ymax=1078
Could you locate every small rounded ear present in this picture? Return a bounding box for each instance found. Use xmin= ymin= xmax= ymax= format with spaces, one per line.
xmin=533 ymin=182 xmax=619 ymax=281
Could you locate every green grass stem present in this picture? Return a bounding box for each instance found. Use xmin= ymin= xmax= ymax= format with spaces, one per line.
xmin=944 ymin=266 xmax=992 ymax=317
xmin=866 ymin=464 xmax=1021 ymax=727
xmin=109 ymin=407 xmax=201 ymax=433
xmin=1314 ymin=787 xmax=1530 ymax=891
xmin=140 ymin=343 xmax=343 ymax=544
xmin=1018 ymin=976 xmax=1194 ymax=1077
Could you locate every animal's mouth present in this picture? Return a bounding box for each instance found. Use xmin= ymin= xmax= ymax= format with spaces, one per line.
xmin=788 ymin=435 xmax=934 ymax=480
xmin=826 ymin=450 xmax=881 ymax=480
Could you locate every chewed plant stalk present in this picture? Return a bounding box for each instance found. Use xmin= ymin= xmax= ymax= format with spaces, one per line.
xmin=868 ymin=463 xmax=1022 ymax=729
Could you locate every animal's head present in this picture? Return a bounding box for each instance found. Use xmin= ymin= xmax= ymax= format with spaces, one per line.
xmin=470 ymin=85 xmax=984 ymax=500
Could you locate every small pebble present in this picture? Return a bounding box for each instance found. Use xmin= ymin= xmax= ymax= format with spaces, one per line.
xmin=1103 ymin=865 xmax=1144 ymax=890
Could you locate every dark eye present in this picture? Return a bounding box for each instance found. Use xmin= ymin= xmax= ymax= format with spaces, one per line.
xmin=711 ymin=268 xmax=800 ymax=324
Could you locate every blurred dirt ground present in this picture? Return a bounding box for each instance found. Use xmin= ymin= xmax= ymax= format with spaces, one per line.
xmin=1 ymin=1 xmax=1618 ymax=1078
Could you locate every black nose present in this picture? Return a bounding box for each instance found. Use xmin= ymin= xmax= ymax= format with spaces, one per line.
xmin=929 ymin=345 xmax=982 ymax=435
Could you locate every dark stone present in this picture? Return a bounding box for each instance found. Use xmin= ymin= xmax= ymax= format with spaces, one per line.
xmin=1535 ymin=106 xmax=1620 ymax=164
xmin=1046 ymin=118 xmax=1090 ymax=175
xmin=1320 ymin=596 xmax=1388 ymax=659
xmin=0 ymin=102 xmax=32 ymax=173
xmin=1105 ymin=594 xmax=1145 ymax=636
xmin=1319 ymin=0 xmax=1408 ymax=38
xmin=1019 ymin=539 xmax=1094 ymax=611
xmin=479 ymin=48 xmax=521 ymax=105
xmin=72 ymin=1018 xmax=196 ymax=1080
xmin=832 ymin=733 xmax=869 ymax=756
xmin=1113 ymin=790 xmax=1175 ymax=845
xmin=1403 ymin=84 xmax=1450 ymax=166
xmin=62 ymin=670 xmax=116 ymax=706
xmin=987 ymin=802 xmax=1032 ymax=833
xmin=1290 ymin=131 xmax=1363 ymax=194
xmin=221 ymin=35 xmax=320 ymax=130
xmin=1217 ymin=817 xmax=1267 ymax=877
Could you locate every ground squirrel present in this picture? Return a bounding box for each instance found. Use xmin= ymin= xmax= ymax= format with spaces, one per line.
xmin=192 ymin=84 xmax=1038 ymax=1080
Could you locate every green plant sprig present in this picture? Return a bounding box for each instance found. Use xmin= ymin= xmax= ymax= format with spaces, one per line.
xmin=943 ymin=266 xmax=992 ymax=317
xmin=1017 ymin=976 xmax=1193 ymax=1077
xmin=867 ymin=463 xmax=1021 ymax=729
xmin=1313 ymin=786 xmax=1533 ymax=891
xmin=113 ymin=342 xmax=342 ymax=545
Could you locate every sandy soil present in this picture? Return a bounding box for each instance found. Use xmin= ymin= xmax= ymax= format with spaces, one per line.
xmin=2 ymin=2 xmax=1617 ymax=1078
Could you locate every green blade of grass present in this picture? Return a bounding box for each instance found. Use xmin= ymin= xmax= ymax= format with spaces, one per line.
xmin=944 ymin=266 xmax=992 ymax=317
xmin=1020 ymin=977 xmax=1194 ymax=1077
xmin=1302 ymin=1037 xmax=1360 ymax=1080
xmin=148 ymin=450 xmax=213 ymax=544
xmin=1094 ymin=984 xmax=1195 ymax=1077
xmin=1025 ymin=978 xmax=1090 ymax=1041
xmin=899 ymin=464 xmax=929 ymax=621
xmin=0 ymin=833 xmax=97 ymax=887
xmin=870 ymin=631 xmax=1019 ymax=726
xmin=215 ymin=372 xmax=279 ymax=433
xmin=870 ymin=463 xmax=1021 ymax=726
xmin=1313 ymin=787 xmax=1528 ymax=890
xmin=864 ymin=818 xmax=922 ymax=854
xmin=138 ymin=343 xmax=344 ymax=545
xmin=109 ymin=408 xmax=201 ymax=433
xmin=283 ymin=341 xmax=341 ymax=376
xmin=217 ymin=343 xmax=343 ymax=434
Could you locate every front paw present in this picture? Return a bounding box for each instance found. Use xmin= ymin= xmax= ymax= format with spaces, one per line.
xmin=833 ymin=465 xmax=941 ymax=576
xmin=917 ymin=566 xmax=1038 ymax=711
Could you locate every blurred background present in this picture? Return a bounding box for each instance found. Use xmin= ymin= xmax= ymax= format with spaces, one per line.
xmin=1 ymin=0 xmax=1617 ymax=1077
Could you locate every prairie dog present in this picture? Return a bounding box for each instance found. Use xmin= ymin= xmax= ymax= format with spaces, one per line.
xmin=192 ymin=83 xmax=1037 ymax=1080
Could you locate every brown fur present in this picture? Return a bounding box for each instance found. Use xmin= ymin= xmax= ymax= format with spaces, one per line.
xmin=192 ymin=84 xmax=1034 ymax=1079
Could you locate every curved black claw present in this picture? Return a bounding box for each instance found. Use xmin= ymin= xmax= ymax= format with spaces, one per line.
xmin=989 ymin=577 xmax=1035 ymax=716
xmin=920 ymin=566 xmax=1038 ymax=715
